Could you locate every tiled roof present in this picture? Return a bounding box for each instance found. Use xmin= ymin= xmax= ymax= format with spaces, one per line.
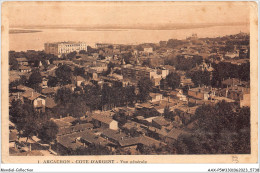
xmin=118 ymin=137 xmax=140 ymax=147
xmin=92 ymin=114 xmax=115 ymax=125
xmin=101 ymin=129 xmax=126 ymax=142
xmin=60 ymin=116 xmax=77 ymax=124
xmin=138 ymin=136 xmax=166 ymax=147
xmin=42 ymin=87 xmax=56 ymax=94
xmin=53 ymin=119 xmax=71 ymax=128
xmin=16 ymin=85 xmax=34 ymax=92
xmin=22 ymin=91 xmax=43 ymax=101
xmin=80 ymin=131 xmax=108 ymax=146
xmin=147 ymin=126 xmax=168 ymax=136
xmin=166 ymin=128 xmax=189 ymax=140
xmin=45 ymin=97 xmax=57 ymax=108
xmin=57 ymin=138 xmax=82 ymax=150
xmin=73 ymin=123 xmax=94 ymax=132
xmin=152 ymin=117 xmax=170 ymax=126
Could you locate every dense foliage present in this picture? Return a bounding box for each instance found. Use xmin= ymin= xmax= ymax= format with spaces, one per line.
xmin=175 ymin=101 xmax=250 ymax=154
xmin=165 ymin=55 xmax=203 ymax=71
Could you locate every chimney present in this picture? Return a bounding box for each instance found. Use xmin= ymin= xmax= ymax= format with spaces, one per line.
xmin=29 ymin=144 xmax=32 ymax=152
xmin=31 ymin=92 xmax=34 ymax=98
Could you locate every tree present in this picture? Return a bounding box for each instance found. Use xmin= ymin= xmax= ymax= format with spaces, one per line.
xmin=125 ymin=86 xmax=136 ymax=106
xmin=87 ymin=46 xmax=97 ymax=54
xmin=55 ymin=65 xmax=72 ymax=85
xmin=166 ymin=39 xmax=185 ymax=48
xmin=159 ymin=41 xmax=167 ymax=47
xmin=38 ymin=120 xmax=58 ymax=143
xmin=137 ymin=77 xmax=153 ymax=102
xmin=9 ymin=55 xmax=19 ymax=70
xmin=73 ymin=67 xmax=85 ymax=77
xmin=9 ymin=100 xmax=24 ymax=124
xmin=159 ymin=78 xmax=167 ymax=90
xmin=68 ymin=97 xmax=88 ymax=118
xmin=113 ymin=112 xmax=127 ymax=126
xmin=79 ymin=50 xmax=87 ymax=54
xmin=66 ymin=51 xmax=77 ymax=59
xmin=136 ymin=45 xmax=143 ymax=51
xmin=239 ymin=62 xmax=250 ymax=81
xmin=83 ymin=84 xmax=102 ymax=111
xmin=165 ymin=55 xmax=203 ymax=71
xmin=19 ymin=75 xmax=27 ymax=86
xmin=55 ymin=87 xmax=73 ymax=105
xmin=211 ymin=62 xmax=250 ymax=87
xmin=176 ymin=101 xmax=251 ymax=154
xmin=235 ymin=107 xmax=250 ymax=131
xmin=122 ymin=52 xmax=132 ymax=64
xmin=9 ymin=80 xmax=20 ymax=90
xmin=9 ymin=100 xmax=40 ymax=141
xmin=108 ymin=45 xmax=113 ymax=49
xmin=189 ymin=70 xmax=211 ymax=87
xmin=165 ymin=72 xmax=180 ymax=90
xmin=28 ymin=70 xmax=42 ymax=88
xmin=47 ymin=76 xmax=58 ymax=87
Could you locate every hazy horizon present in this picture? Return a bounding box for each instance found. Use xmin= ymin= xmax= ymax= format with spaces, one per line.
xmin=6 ymin=2 xmax=249 ymax=27
xmin=6 ymin=1 xmax=250 ymax=51
xmin=9 ymin=25 xmax=249 ymax=51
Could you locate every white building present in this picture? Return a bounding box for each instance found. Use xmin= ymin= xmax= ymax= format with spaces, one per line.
xmin=143 ymin=47 xmax=153 ymax=53
xmin=121 ymin=64 xmax=169 ymax=86
xmin=44 ymin=42 xmax=88 ymax=58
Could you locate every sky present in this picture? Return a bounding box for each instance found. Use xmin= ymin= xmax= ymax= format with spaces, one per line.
xmin=5 ymin=1 xmax=250 ymax=28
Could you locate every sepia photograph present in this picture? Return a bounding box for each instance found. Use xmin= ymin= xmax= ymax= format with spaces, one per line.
xmin=1 ymin=1 xmax=258 ymax=164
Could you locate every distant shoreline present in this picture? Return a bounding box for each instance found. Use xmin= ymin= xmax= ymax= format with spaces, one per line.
xmin=10 ymin=22 xmax=249 ymax=31
xmin=9 ymin=29 xmax=42 ymax=34
xmin=75 ymin=29 xmax=128 ymax=32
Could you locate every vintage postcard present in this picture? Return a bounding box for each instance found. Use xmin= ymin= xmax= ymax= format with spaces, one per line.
xmin=1 ymin=1 xmax=258 ymax=164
